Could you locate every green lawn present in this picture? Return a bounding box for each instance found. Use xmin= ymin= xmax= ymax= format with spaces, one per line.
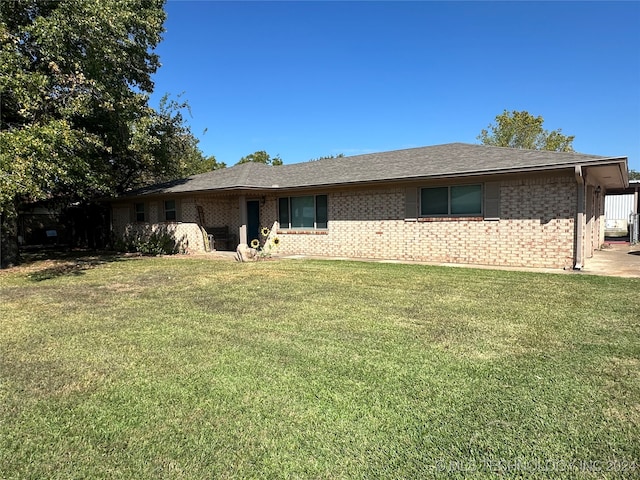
xmin=1 ymin=254 xmax=639 ymax=479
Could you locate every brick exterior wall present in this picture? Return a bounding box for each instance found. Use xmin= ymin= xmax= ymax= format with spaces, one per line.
xmin=111 ymin=173 xmax=585 ymax=269
xmin=121 ymin=222 xmax=206 ymax=253
xmin=271 ymin=174 xmax=578 ymax=269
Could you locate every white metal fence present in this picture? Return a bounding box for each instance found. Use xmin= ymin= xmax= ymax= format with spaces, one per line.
xmin=631 ymin=213 xmax=639 ymax=244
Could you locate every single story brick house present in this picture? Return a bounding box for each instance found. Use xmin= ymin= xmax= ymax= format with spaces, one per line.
xmin=110 ymin=143 xmax=629 ymax=269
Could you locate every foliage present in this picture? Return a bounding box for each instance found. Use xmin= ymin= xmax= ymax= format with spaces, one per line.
xmin=308 ymin=153 xmax=345 ymax=162
xmin=478 ymin=110 xmax=575 ymax=152
xmin=197 ymin=155 xmax=227 ymax=173
xmin=1 ymin=0 xmax=166 ymax=201
xmin=0 ymin=0 xmax=207 ymax=266
xmin=237 ymin=150 xmax=283 ymax=166
xmin=1 ymin=258 xmax=638 ymax=477
xmin=629 ymin=169 xmax=640 ymax=180
xmin=116 ymin=226 xmax=181 ymax=256
xmin=129 ymin=94 xmax=213 ymax=185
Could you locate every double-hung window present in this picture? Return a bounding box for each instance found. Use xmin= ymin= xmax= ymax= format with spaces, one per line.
xmin=421 ymin=185 xmax=482 ymax=216
xmin=278 ymin=195 xmax=328 ymax=229
xmin=164 ymin=200 xmax=177 ymax=221
xmin=134 ymin=202 xmax=146 ymax=222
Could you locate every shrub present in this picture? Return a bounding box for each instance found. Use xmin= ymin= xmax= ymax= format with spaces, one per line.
xmin=118 ymin=227 xmax=181 ymax=256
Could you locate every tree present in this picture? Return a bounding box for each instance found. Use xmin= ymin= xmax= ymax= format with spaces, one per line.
xmin=308 ymin=153 xmax=345 ymax=162
xmin=0 ymin=0 xmax=203 ymax=267
xmin=136 ymin=94 xmax=224 ymax=181
xmin=629 ymin=170 xmax=640 ymax=181
xmin=195 ymin=155 xmax=227 ymax=174
xmin=478 ymin=110 xmax=575 ymax=152
xmin=237 ymin=151 xmax=283 ymax=166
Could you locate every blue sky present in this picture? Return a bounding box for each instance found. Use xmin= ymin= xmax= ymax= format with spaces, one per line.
xmin=150 ymin=1 xmax=640 ymax=171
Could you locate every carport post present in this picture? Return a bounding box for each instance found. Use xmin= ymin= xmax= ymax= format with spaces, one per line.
xmin=574 ymin=166 xmax=585 ymax=270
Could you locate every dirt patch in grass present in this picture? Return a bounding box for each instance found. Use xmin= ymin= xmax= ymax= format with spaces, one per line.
xmin=0 ymin=251 xmax=147 ymax=281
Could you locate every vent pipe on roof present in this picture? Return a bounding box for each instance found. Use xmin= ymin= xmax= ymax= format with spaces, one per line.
xmin=574 ymin=166 xmax=585 ymax=270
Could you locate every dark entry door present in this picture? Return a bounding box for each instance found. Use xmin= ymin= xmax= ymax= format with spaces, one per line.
xmin=247 ymin=200 xmax=260 ymax=245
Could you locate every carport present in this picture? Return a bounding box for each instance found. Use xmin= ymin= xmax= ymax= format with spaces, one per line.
xmin=583 ymin=243 xmax=640 ymax=278
xmin=605 ymin=179 xmax=640 ymax=244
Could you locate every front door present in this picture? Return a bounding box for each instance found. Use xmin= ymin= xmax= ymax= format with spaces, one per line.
xmin=247 ymin=200 xmax=260 ymax=245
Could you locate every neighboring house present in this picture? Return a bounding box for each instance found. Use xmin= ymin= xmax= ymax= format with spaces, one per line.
xmin=110 ymin=143 xmax=629 ymax=269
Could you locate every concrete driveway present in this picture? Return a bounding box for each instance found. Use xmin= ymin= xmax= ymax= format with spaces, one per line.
xmin=582 ymin=244 xmax=640 ymax=278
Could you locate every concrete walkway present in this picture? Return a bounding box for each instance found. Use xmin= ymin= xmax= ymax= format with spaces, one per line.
xmin=580 ymin=243 xmax=640 ymax=278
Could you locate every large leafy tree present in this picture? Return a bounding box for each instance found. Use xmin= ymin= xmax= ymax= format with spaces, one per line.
xmin=478 ymin=110 xmax=575 ymax=152
xmin=0 ymin=0 xmax=202 ymax=267
xmin=136 ymin=94 xmax=225 ymax=182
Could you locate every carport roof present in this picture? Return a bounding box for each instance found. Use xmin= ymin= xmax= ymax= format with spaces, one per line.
xmin=120 ymin=142 xmax=628 ymax=197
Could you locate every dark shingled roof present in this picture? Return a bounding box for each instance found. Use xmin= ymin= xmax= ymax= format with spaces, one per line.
xmin=121 ymin=142 xmax=623 ymax=197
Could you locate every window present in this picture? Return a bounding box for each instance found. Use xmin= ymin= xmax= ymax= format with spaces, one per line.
xmin=315 ymin=195 xmax=328 ymax=229
xmin=421 ymin=187 xmax=448 ymax=215
xmin=164 ymin=200 xmax=177 ymax=221
xmin=134 ymin=202 xmax=145 ymax=222
xmin=451 ymin=185 xmax=482 ymax=215
xmin=421 ymin=185 xmax=482 ymax=216
xmin=278 ymin=195 xmax=328 ymax=229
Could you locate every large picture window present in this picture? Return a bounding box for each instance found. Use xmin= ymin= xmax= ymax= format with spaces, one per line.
xmin=421 ymin=185 xmax=482 ymax=216
xmin=278 ymin=195 xmax=328 ymax=229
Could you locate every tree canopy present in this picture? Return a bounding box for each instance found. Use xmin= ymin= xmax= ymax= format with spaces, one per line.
xmin=477 ymin=110 xmax=575 ymax=152
xmin=237 ymin=151 xmax=283 ymax=166
xmin=145 ymin=94 xmax=224 ymax=180
xmin=195 ymin=155 xmax=227 ymax=174
xmin=308 ymin=153 xmax=345 ymax=162
xmin=0 ymin=0 xmax=207 ymax=266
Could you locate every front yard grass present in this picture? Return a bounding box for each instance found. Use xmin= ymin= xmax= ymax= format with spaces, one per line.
xmin=1 ymin=255 xmax=639 ymax=478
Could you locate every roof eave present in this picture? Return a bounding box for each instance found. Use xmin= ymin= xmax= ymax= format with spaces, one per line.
xmin=276 ymin=162 xmax=597 ymax=190
xmin=112 ymin=155 xmax=629 ymax=198
xmin=113 ymin=184 xmax=281 ymax=201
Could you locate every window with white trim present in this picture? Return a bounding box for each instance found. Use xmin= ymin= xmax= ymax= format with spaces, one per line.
xmin=421 ymin=185 xmax=482 ymax=216
xmin=278 ymin=195 xmax=328 ymax=229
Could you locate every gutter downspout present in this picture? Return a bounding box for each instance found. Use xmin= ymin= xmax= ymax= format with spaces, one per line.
xmin=574 ymin=165 xmax=585 ymax=270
